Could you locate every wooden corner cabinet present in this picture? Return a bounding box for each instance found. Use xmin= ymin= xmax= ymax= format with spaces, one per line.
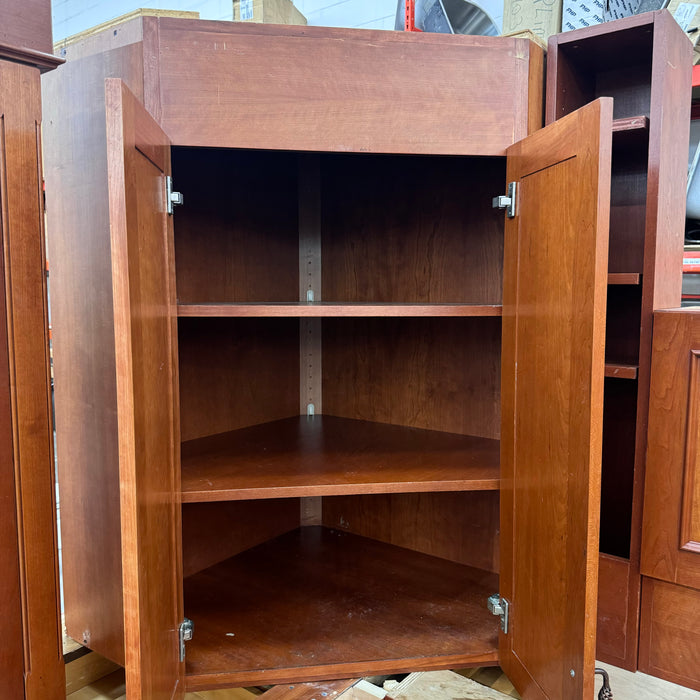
xmin=41 ymin=12 xmax=690 ymax=700
xmin=547 ymin=10 xmax=691 ymax=673
xmin=0 ymin=1 xmax=64 ymax=699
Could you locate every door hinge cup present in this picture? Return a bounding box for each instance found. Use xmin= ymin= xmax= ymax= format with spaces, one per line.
xmin=492 ymin=181 xmax=517 ymax=218
xmin=179 ymin=617 xmax=193 ymax=662
xmin=487 ymin=593 xmax=510 ymax=634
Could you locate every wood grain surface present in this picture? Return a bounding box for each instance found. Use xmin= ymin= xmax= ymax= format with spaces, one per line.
xmin=321 ymin=154 xmax=505 ymax=304
xmin=42 ymin=37 xmax=150 ymax=666
xmin=183 ymin=527 xmax=499 ymax=690
xmin=638 ymin=577 xmax=700 ymax=691
xmin=181 ymin=415 xmax=500 ymax=502
xmin=0 ymin=59 xmax=64 ymax=699
xmin=105 ymin=78 xmax=183 ymax=699
xmin=642 ymin=309 xmax=700 ymax=589
xmin=156 ymin=20 xmax=542 ymax=155
xmin=323 ymin=491 xmax=500 ymax=573
xmin=0 ymin=0 xmax=53 ymax=56
xmin=499 ymin=98 xmax=611 ymax=700
xmin=323 ymin=317 xmax=501 ymax=440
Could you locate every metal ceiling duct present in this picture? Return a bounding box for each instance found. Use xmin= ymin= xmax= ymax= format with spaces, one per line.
xmin=395 ymin=0 xmax=499 ymax=35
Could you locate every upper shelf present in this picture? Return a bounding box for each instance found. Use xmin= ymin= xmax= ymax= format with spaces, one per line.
xmin=177 ymin=303 xmax=503 ymax=318
xmin=180 ymin=415 xmax=501 ymax=502
xmin=612 ymin=116 xmax=649 ymax=152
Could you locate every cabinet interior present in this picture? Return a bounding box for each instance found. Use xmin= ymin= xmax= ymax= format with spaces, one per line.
xmin=172 ymin=147 xmax=505 ymax=685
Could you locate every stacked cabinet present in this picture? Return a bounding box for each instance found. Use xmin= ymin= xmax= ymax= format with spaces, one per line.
xmin=546 ymin=11 xmax=691 ymax=672
xmin=0 ymin=0 xmax=64 ymax=698
xmin=41 ymin=13 xmax=688 ymax=700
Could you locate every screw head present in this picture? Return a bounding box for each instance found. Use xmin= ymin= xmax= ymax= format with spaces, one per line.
xmin=570 ymin=669 xmax=576 ymax=677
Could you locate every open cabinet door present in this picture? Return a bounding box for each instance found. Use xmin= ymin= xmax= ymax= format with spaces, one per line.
xmin=105 ymin=78 xmax=184 ymax=699
xmin=500 ymin=97 xmax=612 ymax=700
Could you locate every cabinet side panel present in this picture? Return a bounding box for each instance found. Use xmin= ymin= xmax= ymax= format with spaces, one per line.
xmin=42 ymin=46 xmax=146 ymax=665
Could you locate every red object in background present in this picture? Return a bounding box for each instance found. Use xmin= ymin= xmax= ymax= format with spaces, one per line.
xmin=405 ymin=0 xmax=422 ymax=31
xmin=683 ymin=251 xmax=700 ymax=301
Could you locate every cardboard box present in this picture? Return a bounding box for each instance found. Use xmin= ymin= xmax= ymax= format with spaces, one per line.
xmin=604 ymin=0 xmax=642 ymax=21
xmin=233 ymin=0 xmax=307 ymax=25
xmin=668 ymin=0 xmax=700 ymax=48
xmin=561 ymin=0 xmax=605 ymax=32
xmin=502 ymin=0 xmax=562 ymax=43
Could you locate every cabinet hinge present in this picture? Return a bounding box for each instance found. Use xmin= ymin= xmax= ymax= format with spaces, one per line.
xmin=166 ymin=176 xmax=184 ymax=215
xmin=492 ymin=181 xmax=517 ymax=218
xmin=179 ymin=617 xmax=194 ymax=662
xmin=487 ymin=593 xmax=510 ymax=634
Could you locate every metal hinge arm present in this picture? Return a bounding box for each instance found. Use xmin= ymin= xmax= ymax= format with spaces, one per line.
xmin=166 ymin=176 xmax=183 ymax=215
xmin=487 ymin=593 xmax=510 ymax=634
xmin=492 ymin=181 xmax=517 ymax=218
xmin=179 ymin=618 xmax=193 ymax=662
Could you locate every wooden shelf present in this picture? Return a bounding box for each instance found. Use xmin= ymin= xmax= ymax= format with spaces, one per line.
xmin=608 ymin=273 xmax=641 ymax=285
xmin=183 ymin=527 xmax=499 ymax=690
xmin=605 ymin=363 xmax=639 ymax=380
xmin=612 ymin=116 xmax=649 ymax=153
xmin=181 ymin=416 xmax=500 ymax=502
xmin=612 ymin=116 xmax=649 ymax=134
xmin=177 ymin=303 xmax=503 ymax=318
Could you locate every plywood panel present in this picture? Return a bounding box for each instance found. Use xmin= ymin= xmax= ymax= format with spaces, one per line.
xmin=321 ymin=155 xmax=505 ymax=304
xmin=178 ymin=318 xmax=299 ymax=442
xmin=322 ymin=318 xmax=501 ymax=440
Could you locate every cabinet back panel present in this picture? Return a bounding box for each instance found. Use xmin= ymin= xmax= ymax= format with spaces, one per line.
xmin=322 ymin=492 xmax=499 ymax=573
xmin=178 ymin=318 xmax=300 ymax=441
xmin=600 ymin=378 xmax=638 ymax=558
xmin=606 ymin=286 xmax=642 ymax=367
xmin=172 ymin=148 xmax=299 ymax=303
xmin=549 ymin=28 xmax=652 ymax=120
xmin=322 ymin=318 xmax=501 ymax=440
xmin=182 ymin=499 xmax=300 ymax=577
xmin=321 ymin=155 xmax=505 ymax=304
xmin=609 ymin=148 xmax=648 ymax=274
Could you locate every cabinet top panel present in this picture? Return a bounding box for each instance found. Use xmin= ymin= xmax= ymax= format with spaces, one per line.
xmin=151 ymin=18 xmax=543 ymax=155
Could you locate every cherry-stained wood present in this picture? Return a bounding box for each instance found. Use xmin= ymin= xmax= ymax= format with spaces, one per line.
xmin=500 ymin=98 xmax=611 ymax=700
xmin=642 ymin=309 xmax=700 ymax=590
xmin=608 ymin=273 xmax=641 ymax=285
xmin=177 ymin=303 xmax=503 ymax=317
xmin=604 ymin=364 xmax=638 ymax=379
xmin=172 ymin=147 xmax=298 ymax=304
xmin=42 ymin=37 xmax=153 ymax=666
xmin=183 ymin=527 xmax=499 ymax=690
xmin=0 ymin=72 xmax=30 ymax=700
xmin=181 ymin=415 xmax=500 ymax=502
xmin=323 ymin=317 xmax=501 ymax=440
xmin=0 ymin=0 xmax=53 ymax=58
xmin=638 ymin=577 xmax=700 ymax=691
xmin=596 ymin=554 xmax=632 ymax=665
xmin=0 ymin=59 xmax=65 ymax=700
xmin=546 ymin=11 xmax=691 ymax=672
xmin=181 ymin=499 xmax=300 ymax=577
xmin=321 ymin=154 xmax=505 ymax=304
xmin=178 ymin=318 xmax=299 ymax=442
xmin=156 ymin=20 xmax=542 ymax=155
xmin=323 ymin=491 xmax=500 ymax=574
xmin=105 ymin=78 xmax=183 ymax=699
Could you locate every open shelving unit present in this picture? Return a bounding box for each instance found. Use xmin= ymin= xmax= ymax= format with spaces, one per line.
xmin=172 ymin=146 xmax=506 ymax=686
xmin=547 ymin=11 xmax=689 ymax=670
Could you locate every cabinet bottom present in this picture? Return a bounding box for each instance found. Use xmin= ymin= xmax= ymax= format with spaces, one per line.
xmin=183 ymin=526 xmax=499 ymax=691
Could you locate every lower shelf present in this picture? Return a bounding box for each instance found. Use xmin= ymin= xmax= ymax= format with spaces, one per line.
xmin=183 ymin=527 xmax=499 ymax=690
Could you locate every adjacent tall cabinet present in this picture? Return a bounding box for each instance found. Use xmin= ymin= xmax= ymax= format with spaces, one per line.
xmin=42 ymin=11 xmax=692 ymax=700
xmin=0 ymin=0 xmax=64 ymax=698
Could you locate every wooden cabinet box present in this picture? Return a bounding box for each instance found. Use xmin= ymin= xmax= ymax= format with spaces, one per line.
xmin=41 ymin=13 xmax=691 ymax=699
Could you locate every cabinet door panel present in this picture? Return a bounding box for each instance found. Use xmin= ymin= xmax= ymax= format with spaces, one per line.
xmin=501 ymin=97 xmax=612 ymax=700
xmin=642 ymin=309 xmax=700 ymax=589
xmin=105 ymin=78 xmax=183 ymax=699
